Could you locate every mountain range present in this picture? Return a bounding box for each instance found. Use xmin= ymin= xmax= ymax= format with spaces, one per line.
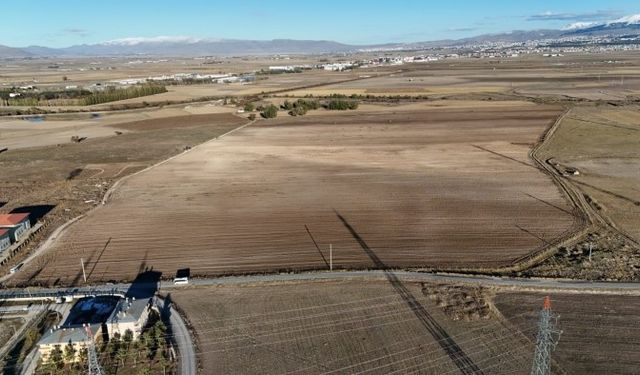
xmin=1 ymin=14 xmax=639 ymax=58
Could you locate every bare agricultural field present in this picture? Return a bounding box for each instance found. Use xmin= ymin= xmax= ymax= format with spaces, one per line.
xmin=538 ymin=106 xmax=640 ymax=241
xmin=171 ymin=280 xmax=536 ymax=375
xmin=283 ymin=55 xmax=640 ymax=101
xmin=17 ymin=104 xmax=577 ymax=285
xmin=495 ymin=292 xmax=640 ymax=375
xmin=0 ymin=103 xmax=236 ymax=150
xmin=0 ymin=112 xmax=247 ymax=278
xmin=525 ymin=105 xmax=640 ymax=280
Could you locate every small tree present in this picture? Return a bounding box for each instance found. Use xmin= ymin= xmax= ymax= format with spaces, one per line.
xmin=158 ymin=349 xmax=170 ymax=375
xmin=63 ymin=341 xmax=77 ymax=364
xmin=50 ymin=345 xmax=64 ymax=369
xmin=281 ymin=100 xmax=294 ymax=111
xmin=77 ymin=346 xmax=88 ymax=367
xmin=248 ymin=113 xmax=256 ymax=121
xmin=243 ymin=102 xmax=254 ymax=112
xmin=131 ymin=339 xmax=141 ymax=367
xmin=260 ymin=104 xmax=278 ymax=119
xmin=116 ymin=345 xmax=128 ymax=367
xmin=288 ymin=106 xmax=307 ymax=116
xmin=123 ymin=329 xmax=134 ymax=348
xmin=140 ymin=333 xmax=151 ymax=360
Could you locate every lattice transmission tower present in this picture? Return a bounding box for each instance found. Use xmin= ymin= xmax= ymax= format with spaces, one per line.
xmin=84 ymin=324 xmax=104 ymax=375
xmin=531 ymin=296 xmax=562 ymax=375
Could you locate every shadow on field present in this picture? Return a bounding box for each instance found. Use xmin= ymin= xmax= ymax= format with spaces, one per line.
xmin=304 ymin=224 xmax=330 ymax=268
xmin=471 ymin=144 xmax=536 ymax=169
xmin=524 ymin=192 xmax=575 ymax=216
xmin=335 ymin=210 xmax=484 ymax=375
xmin=10 ymin=204 xmax=55 ymax=225
xmin=126 ymin=268 xmax=162 ymax=299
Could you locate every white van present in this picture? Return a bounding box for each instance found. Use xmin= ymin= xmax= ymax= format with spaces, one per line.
xmin=10 ymin=263 xmax=24 ymax=274
xmin=173 ymin=277 xmax=189 ymax=285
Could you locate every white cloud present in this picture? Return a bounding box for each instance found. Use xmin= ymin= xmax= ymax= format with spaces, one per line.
xmin=561 ymin=13 xmax=640 ymax=31
xmin=101 ymin=36 xmax=213 ymax=45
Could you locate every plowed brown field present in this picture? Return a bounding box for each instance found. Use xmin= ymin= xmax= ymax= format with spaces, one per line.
xmin=172 ymin=280 xmax=535 ymax=375
xmin=17 ymin=105 xmax=577 ymax=285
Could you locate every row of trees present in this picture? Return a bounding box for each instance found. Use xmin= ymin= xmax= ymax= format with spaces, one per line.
xmin=243 ymin=95 xmax=359 ymax=120
xmin=324 ymin=99 xmax=359 ymax=110
xmin=81 ymin=85 xmax=167 ymax=106
xmin=281 ymin=99 xmax=319 ymax=116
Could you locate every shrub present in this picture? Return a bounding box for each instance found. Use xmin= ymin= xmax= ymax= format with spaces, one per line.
xmin=324 ymin=99 xmax=359 ymax=110
xmin=261 ymin=104 xmax=278 ymax=118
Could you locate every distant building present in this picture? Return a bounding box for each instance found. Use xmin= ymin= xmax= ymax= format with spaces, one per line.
xmin=0 ymin=229 xmax=11 ymax=253
xmin=269 ymin=66 xmax=295 ymax=72
xmin=107 ymin=297 xmax=152 ymax=339
xmin=0 ymin=213 xmax=31 ymax=243
xmin=38 ymin=324 xmax=101 ymax=363
xmin=564 ymin=167 xmax=580 ymax=176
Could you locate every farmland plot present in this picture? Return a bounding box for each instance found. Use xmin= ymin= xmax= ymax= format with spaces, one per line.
xmin=17 ymin=105 xmax=576 ymax=285
xmin=172 ymin=280 xmax=536 ymax=374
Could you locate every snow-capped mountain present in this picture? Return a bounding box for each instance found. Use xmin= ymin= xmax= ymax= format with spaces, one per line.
xmin=562 ymin=14 xmax=640 ymax=35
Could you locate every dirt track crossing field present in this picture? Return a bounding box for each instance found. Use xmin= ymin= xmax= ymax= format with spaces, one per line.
xmin=16 ymin=105 xmax=577 ymax=285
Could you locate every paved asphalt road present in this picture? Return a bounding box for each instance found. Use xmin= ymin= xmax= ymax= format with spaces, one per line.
xmin=2 ymin=271 xmax=640 ymax=300
xmin=155 ymin=297 xmax=195 ymax=375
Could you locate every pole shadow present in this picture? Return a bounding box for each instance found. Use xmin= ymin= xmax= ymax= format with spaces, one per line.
xmin=304 ymin=224 xmax=329 ymax=268
xmin=335 ymin=210 xmax=483 ymax=375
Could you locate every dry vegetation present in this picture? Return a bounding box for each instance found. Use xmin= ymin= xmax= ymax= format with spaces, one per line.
xmin=14 ymin=105 xmax=578 ymax=285
xmin=171 ymin=280 xmax=536 ymax=374
xmin=422 ymin=284 xmax=493 ymax=322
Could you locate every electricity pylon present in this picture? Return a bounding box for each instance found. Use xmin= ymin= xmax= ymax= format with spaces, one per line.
xmin=531 ymin=296 xmax=562 ymax=375
xmin=84 ymin=324 xmax=104 ymax=375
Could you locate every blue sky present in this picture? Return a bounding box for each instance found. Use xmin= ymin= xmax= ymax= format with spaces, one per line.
xmin=2 ymin=0 xmax=639 ymax=47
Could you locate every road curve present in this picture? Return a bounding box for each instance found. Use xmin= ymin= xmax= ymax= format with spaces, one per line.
xmin=155 ymin=297 xmax=196 ymax=375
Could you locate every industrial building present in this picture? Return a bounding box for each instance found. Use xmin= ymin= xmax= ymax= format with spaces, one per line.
xmin=107 ymin=297 xmax=152 ymax=339
xmin=0 ymin=213 xmax=31 ymax=242
xmin=37 ymin=297 xmax=153 ymax=364
xmin=38 ymin=324 xmax=101 ymax=363
xmin=0 ymin=229 xmax=11 ymax=253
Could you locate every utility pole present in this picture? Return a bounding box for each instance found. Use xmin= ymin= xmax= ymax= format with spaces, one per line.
xmin=81 ymin=258 xmax=87 ymax=283
xmin=329 ymin=244 xmax=333 ymax=271
xmin=588 ymin=242 xmax=593 ymax=262
xmin=531 ymin=296 xmax=562 ymax=375
xmin=84 ymin=324 xmax=104 ymax=375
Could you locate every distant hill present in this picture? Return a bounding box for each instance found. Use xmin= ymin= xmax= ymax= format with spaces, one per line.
xmin=1 ymin=14 xmax=640 ymax=58
xmin=7 ymin=38 xmax=356 ymax=58
xmin=0 ymin=44 xmax=33 ymax=58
